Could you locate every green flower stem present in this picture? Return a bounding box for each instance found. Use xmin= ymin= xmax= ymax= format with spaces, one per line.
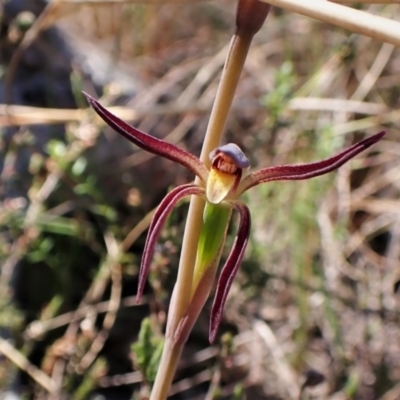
xmin=149 ymin=341 xmax=181 ymax=400
xmin=150 ymin=29 xmax=255 ymax=400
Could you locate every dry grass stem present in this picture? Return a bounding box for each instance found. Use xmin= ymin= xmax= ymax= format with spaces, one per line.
xmin=254 ymin=320 xmax=300 ymax=400
xmin=25 ymin=295 xmax=142 ymax=340
xmin=333 ymin=0 xmax=399 ymax=3
xmin=1 ymin=97 xmax=391 ymax=127
xmin=350 ymin=42 xmax=395 ymax=101
xmin=76 ymin=234 xmax=122 ymax=373
xmin=0 ymin=337 xmax=57 ymax=393
xmin=261 ymin=0 xmax=400 ymax=47
xmin=61 ymin=0 xmax=209 ymax=3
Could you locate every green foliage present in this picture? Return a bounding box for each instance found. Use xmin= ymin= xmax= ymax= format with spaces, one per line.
xmin=47 ymin=140 xmax=68 ymax=165
xmin=262 ymin=61 xmax=295 ymax=125
xmin=232 ymin=382 xmax=245 ymax=400
xmin=0 ymin=298 xmax=23 ymax=331
xmin=132 ymin=318 xmax=164 ymax=386
xmin=74 ymin=358 xmax=107 ymax=400
xmin=344 ymin=370 xmax=360 ymax=398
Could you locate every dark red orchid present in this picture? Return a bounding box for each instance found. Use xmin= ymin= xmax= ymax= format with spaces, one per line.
xmin=84 ymin=91 xmax=385 ymax=343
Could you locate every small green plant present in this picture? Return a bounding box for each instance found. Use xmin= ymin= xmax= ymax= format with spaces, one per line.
xmin=132 ymin=318 xmax=164 ymax=387
xmin=263 ymin=61 xmax=295 ymax=125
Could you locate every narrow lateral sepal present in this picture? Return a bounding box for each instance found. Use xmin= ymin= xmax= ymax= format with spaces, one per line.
xmin=209 ymin=201 xmax=251 ymax=344
xmin=83 ymin=92 xmax=209 ymax=183
xmin=137 ymin=184 xmax=205 ymax=303
xmin=238 ymin=131 xmax=386 ymax=194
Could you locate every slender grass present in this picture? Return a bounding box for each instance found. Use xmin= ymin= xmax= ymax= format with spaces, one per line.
xmin=261 ymin=0 xmax=400 ymax=47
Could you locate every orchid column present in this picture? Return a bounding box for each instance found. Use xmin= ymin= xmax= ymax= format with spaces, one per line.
xmin=150 ymin=1 xmax=271 ymax=398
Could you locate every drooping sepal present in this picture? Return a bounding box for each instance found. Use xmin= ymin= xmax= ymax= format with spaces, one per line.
xmin=173 ymin=203 xmax=233 ymax=345
xmin=209 ymin=201 xmax=251 ymax=344
xmin=237 ymin=131 xmax=386 ymax=195
xmin=137 ymin=184 xmax=205 ymax=303
xmin=83 ymin=92 xmax=209 ymax=184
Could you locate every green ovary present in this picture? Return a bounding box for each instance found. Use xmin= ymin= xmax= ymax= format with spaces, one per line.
xmin=191 ymin=202 xmax=232 ymax=296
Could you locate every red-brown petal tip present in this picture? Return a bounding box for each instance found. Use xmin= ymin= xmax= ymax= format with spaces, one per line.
xmin=83 ymin=92 xmax=209 ymax=183
xmin=238 ymin=131 xmax=386 ymax=194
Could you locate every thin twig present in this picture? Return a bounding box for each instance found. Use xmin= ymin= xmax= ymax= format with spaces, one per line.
xmin=76 ymin=233 xmax=122 ymax=373
xmin=0 ymin=101 xmax=259 ymax=127
xmin=351 ymin=42 xmax=395 ymax=101
xmin=0 ymin=337 xmax=57 ymax=393
xmin=25 ymin=295 xmax=145 ymax=340
xmin=253 ymin=319 xmax=300 ymax=400
xmin=1 ymin=95 xmax=390 ymax=127
xmin=333 ymin=109 xmax=400 ymax=135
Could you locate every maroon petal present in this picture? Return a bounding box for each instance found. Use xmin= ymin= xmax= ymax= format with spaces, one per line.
xmin=83 ymin=92 xmax=209 ymax=183
xmin=137 ymin=184 xmax=205 ymax=303
xmin=238 ymin=131 xmax=386 ymax=194
xmin=209 ymin=201 xmax=251 ymax=344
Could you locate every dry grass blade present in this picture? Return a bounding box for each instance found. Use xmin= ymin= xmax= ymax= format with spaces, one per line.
xmin=1 ymin=98 xmax=390 ymax=127
xmin=25 ymin=296 xmax=142 ymax=339
xmin=75 ymin=233 xmax=122 ymax=373
xmin=0 ymin=102 xmax=258 ymax=127
xmin=261 ymin=0 xmax=400 ymax=46
xmin=254 ymin=320 xmax=300 ymax=399
xmin=61 ymin=0 xmax=209 ymax=3
xmin=0 ymin=338 xmax=57 ymax=393
xmin=333 ymin=0 xmax=399 ymax=3
xmin=288 ymin=98 xmax=389 ymax=115
xmin=350 ymin=42 xmax=395 ymax=101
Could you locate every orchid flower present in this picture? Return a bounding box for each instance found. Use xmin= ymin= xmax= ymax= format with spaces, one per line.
xmin=84 ymin=91 xmax=385 ymax=343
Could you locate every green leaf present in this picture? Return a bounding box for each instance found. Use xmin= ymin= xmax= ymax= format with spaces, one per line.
xmin=132 ymin=318 xmax=164 ymax=385
xmin=71 ymin=156 xmax=87 ymax=176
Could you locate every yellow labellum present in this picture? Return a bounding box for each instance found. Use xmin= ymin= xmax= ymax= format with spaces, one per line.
xmin=206 ymin=168 xmax=237 ymax=204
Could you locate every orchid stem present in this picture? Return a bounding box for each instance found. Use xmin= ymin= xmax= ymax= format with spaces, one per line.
xmin=200 ymin=31 xmax=254 ymax=169
xmin=172 ymin=30 xmax=254 ymax=332
xmin=149 ymin=29 xmax=255 ymax=400
xmin=149 ymin=340 xmax=182 ymax=400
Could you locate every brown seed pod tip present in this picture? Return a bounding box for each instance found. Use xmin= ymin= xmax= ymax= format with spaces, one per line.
xmin=236 ymin=0 xmax=271 ymax=35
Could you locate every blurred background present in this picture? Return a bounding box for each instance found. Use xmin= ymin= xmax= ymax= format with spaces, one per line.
xmin=0 ymin=1 xmax=400 ymax=399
